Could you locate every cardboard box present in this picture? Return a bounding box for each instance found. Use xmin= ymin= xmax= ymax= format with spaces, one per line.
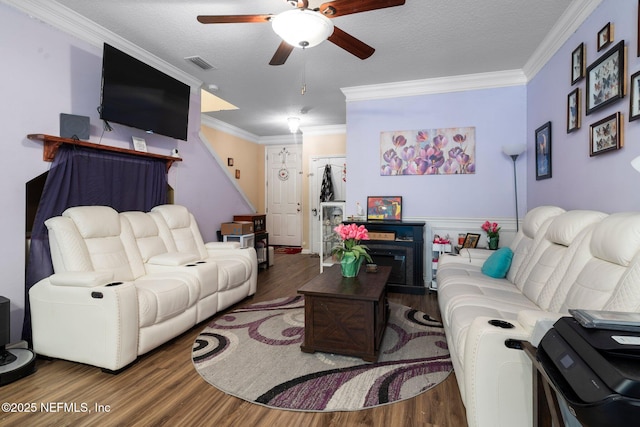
xmin=221 ymin=221 xmax=254 ymax=235
xmin=233 ymin=214 xmax=266 ymax=232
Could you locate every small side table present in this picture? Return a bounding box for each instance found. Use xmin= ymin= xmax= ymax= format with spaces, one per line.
xmin=223 ymin=233 xmax=255 ymax=248
xmin=522 ymin=341 xmax=564 ymax=427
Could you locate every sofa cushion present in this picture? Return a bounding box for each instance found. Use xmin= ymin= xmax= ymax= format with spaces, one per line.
xmin=64 ymin=206 xmax=121 ymax=238
xmin=152 ymin=204 xmax=191 ymax=229
xmin=135 ymin=277 xmax=193 ymax=327
xmin=546 ymin=210 xmax=607 ymax=246
xmin=481 ymin=247 xmax=513 ymax=278
xmin=521 ymin=206 xmax=566 ymax=240
xmin=591 ymin=212 xmax=640 ymax=267
xmin=214 ymin=257 xmax=252 ymax=291
xmin=121 ymin=211 xmax=171 ymax=261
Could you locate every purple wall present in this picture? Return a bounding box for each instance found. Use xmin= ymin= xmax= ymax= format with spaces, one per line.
xmin=346 ymin=86 xmax=527 ymax=219
xmin=1 ymin=3 xmax=250 ymax=341
xmin=527 ymin=0 xmax=640 ymax=212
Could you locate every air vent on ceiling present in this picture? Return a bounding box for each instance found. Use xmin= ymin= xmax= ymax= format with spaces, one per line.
xmin=184 ymin=56 xmax=216 ymax=70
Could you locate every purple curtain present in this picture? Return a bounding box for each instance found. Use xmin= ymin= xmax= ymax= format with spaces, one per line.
xmin=23 ymin=145 xmax=168 ymax=341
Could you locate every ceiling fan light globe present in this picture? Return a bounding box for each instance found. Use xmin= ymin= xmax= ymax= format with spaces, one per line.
xmin=272 ymin=9 xmax=334 ymax=48
xmin=287 ymin=116 xmax=301 ymax=133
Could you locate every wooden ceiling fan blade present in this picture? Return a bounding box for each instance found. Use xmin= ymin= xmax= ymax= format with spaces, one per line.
xmin=269 ymin=41 xmax=295 ymax=66
xmin=320 ymin=0 xmax=405 ymax=18
xmin=197 ymin=15 xmax=273 ymax=24
xmin=328 ymin=26 xmax=374 ymax=60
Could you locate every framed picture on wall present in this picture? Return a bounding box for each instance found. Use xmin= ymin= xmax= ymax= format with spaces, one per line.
xmin=535 ymin=121 xmax=552 ymax=180
xmin=590 ymin=112 xmax=622 ymax=156
xmin=630 ymin=70 xmax=640 ymax=121
xmin=366 ymin=196 xmax=402 ymax=221
xmin=567 ymin=88 xmax=581 ymax=133
xmin=597 ymin=22 xmax=613 ymax=51
xmin=586 ymin=40 xmax=625 ymax=115
xmin=571 ymin=43 xmax=585 ymax=84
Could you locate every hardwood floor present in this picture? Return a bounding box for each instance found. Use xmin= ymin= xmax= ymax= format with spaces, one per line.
xmin=0 ymin=253 xmax=467 ymax=427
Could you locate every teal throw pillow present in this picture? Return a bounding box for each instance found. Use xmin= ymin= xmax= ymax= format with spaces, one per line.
xmin=481 ymin=247 xmax=513 ymax=278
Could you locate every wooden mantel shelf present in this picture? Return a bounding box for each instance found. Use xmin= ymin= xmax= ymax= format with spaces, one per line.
xmin=28 ymin=134 xmax=182 ymax=171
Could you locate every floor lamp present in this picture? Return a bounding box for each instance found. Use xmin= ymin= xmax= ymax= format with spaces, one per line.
xmin=502 ymin=144 xmax=527 ymax=232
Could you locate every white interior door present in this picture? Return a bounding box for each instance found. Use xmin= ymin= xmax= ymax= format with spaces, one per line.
xmin=309 ymin=156 xmax=347 ymax=254
xmin=266 ymin=145 xmax=302 ymax=246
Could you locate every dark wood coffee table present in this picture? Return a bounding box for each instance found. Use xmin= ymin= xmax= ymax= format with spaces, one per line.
xmin=297 ymin=265 xmax=391 ymax=362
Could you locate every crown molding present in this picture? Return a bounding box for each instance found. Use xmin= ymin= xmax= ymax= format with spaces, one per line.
xmin=2 ymin=0 xmax=202 ymax=89
xmin=341 ymin=0 xmax=602 ymax=102
xmin=523 ymin=0 xmax=604 ymax=80
xmin=200 ymin=115 xmax=299 ymax=145
xmin=341 ymin=69 xmax=527 ymax=102
xmin=300 ymin=124 xmax=346 ymax=136
xmin=258 ymin=134 xmax=300 ymax=145
xmin=200 ymin=115 xmax=260 ymax=143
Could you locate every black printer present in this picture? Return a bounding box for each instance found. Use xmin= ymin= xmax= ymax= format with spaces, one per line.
xmin=537 ymin=317 xmax=640 ymax=426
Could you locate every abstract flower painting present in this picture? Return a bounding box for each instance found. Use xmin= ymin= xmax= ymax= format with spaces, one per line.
xmin=380 ymin=127 xmax=476 ymax=175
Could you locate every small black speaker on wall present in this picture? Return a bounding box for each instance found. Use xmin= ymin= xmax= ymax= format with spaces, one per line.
xmin=60 ymin=113 xmax=90 ymax=140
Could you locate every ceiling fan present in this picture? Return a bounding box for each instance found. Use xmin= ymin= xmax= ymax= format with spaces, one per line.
xmin=197 ymin=0 xmax=406 ymax=65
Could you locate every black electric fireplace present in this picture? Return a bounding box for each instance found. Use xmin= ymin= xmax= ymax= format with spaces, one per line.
xmin=350 ymin=221 xmax=425 ymax=294
xmin=367 ymin=245 xmax=408 ymax=285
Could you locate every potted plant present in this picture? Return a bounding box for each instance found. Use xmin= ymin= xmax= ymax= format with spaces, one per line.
xmin=481 ymin=220 xmax=501 ymax=250
xmin=331 ymin=223 xmax=373 ymax=277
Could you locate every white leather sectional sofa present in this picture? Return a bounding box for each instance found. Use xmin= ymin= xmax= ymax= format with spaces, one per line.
xmin=29 ymin=204 xmax=257 ymax=371
xmin=436 ymin=206 xmax=640 ymax=427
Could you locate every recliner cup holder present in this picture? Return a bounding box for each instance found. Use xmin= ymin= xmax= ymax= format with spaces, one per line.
xmin=488 ymin=319 xmax=514 ymax=329
xmin=105 ymin=282 xmax=123 ymax=287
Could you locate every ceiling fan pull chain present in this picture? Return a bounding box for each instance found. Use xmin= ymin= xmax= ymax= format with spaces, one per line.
xmin=301 ymin=48 xmax=307 ymax=95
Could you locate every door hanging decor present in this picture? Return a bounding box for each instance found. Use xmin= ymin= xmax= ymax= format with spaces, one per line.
xmin=278 ymin=147 xmax=291 ymax=181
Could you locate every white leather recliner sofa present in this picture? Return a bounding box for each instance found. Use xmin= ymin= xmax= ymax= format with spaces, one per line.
xmin=29 ymin=205 xmax=257 ymax=371
xmin=436 ymin=206 xmax=640 ymax=427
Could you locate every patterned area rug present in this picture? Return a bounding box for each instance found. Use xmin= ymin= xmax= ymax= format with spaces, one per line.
xmin=192 ymin=296 xmax=452 ymax=412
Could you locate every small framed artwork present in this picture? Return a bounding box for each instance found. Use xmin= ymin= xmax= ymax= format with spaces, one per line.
xmin=132 ymin=136 xmax=147 ymax=152
xmin=235 ymin=169 xmax=241 ymax=179
xmin=366 ymin=196 xmax=402 ymax=221
xmin=590 ymin=112 xmax=622 ymax=157
xmin=630 ymin=70 xmax=640 ymax=121
xmin=567 ymin=88 xmax=581 ymax=133
xmin=227 ymin=157 xmax=234 ymax=166
xmin=586 ymin=40 xmax=625 ymax=115
xmin=571 ymin=43 xmax=585 ymax=84
xmin=597 ymin=22 xmax=613 ymax=51
xmin=462 ymin=233 xmax=480 ymax=249
xmin=535 ymin=121 xmax=552 ymax=180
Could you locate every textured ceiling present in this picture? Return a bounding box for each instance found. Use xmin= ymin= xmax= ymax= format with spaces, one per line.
xmin=50 ymin=0 xmax=575 ymax=137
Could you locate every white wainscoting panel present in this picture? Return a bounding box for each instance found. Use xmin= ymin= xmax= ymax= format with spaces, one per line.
xmin=404 ymin=216 xmax=519 ymax=288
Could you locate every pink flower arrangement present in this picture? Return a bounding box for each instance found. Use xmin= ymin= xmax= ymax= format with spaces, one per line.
xmin=481 ymin=221 xmax=500 ymax=238
xmin=331 ymin=223 xmax=373 ymax=262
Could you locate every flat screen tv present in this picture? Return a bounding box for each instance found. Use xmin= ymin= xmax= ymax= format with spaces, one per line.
xmin=100 ymin=43 xmax=190 ymax=141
